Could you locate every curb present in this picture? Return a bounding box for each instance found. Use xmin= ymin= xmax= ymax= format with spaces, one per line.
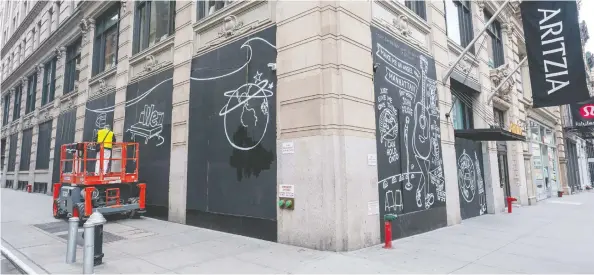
xmin=0 ymin=242 xmax=48 ymax=274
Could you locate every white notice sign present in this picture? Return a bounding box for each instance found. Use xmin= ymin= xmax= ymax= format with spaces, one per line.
xmin=279 ymin=184 xmax=295 ymax=198
xmin=282 ymin=142 xmax=294 ymax=154
xmin=368 ymin=201 xmax=379 ymax=215
xmin=367 ymin=154 xmax=377 ymax=166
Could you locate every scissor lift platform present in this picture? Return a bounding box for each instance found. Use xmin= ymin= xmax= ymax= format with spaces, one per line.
xmin=52 ymin=142 xmax=146 ymax=224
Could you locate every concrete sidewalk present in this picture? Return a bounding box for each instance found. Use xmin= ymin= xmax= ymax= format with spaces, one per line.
xmin=2 ymin=188 xmax=594 ymax=274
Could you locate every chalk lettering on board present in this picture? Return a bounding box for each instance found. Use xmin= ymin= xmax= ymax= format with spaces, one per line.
xmin=374 ymin=37 xmax=446 ymax=213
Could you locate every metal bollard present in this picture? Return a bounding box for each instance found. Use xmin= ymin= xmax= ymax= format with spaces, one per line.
xmin=82 ymin=211 xmax=106 ymax=274
xmin=66 ymin=217 xmax=79 ymax=264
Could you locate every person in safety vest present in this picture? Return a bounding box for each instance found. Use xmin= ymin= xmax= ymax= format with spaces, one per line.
xmin=94 ymin=125 xmax=115 ymax=174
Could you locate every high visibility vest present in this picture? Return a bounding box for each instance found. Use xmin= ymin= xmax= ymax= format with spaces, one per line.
xmin=97 ymin=128 xmax=114 ymax=149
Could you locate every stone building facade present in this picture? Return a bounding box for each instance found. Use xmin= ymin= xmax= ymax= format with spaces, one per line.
xmin=0 ymin=0 xmax=583 ymax=252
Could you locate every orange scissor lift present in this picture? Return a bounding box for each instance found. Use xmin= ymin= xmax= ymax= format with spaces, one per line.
xmin=52 ymin=142 xmax=146 ymax=224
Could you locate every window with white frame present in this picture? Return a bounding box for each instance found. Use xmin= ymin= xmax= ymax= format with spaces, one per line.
xmin=133 ymin=1 xmax=176 ymax=54
xmin=445 ymin=0 xmax=474 ymax=53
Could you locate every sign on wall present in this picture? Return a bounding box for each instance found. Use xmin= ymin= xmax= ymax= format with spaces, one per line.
xmin=570 ymin=97 xmax=594 ymax=127
xmin=520 ymin=1 xmax=591 ymax=108
xmin=455 ymin=137 xmax=487 ymax=220
xmin=123 ymin=69 xmax=173 ymax=212
xmin=372 ymin=26 xmax=447 ymax=240
xmin=186 ymin=26 xmax=277 ymax=240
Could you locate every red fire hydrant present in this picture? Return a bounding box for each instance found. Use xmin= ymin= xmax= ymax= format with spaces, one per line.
xmin=383 ymin=214 xmax=397 ymax=249
xmin=507 ymin=196 xmax=517 ymax=213
xmin=26 ymin=185 xmax=32 ymax=193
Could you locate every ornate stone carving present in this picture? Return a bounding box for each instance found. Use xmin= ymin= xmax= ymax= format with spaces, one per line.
xmin=80 ymin=18 xmax=90 ymax=42
xmin=490 ymin=63 xmax=515 ymax=100
xmin=136 ymin=55 xmax=172 ymax=79
xmin=502 ymin=23 xmax=514 ymax=42
xmin=35 ymin=64 xmax=44 ymax=77
xmin=392 ymin=15 xmax=413 ymax=38
xmin=97 ymin=79 xmax=114 ymax=93
xmin=218 ymin=15 xmax=244 ymax=38
xmin=38 ymin=106 xmax=53 ymax=123
xmin=23 ymin=116 xmax=32 ymax=129
xmin=477 ymin=0 xmax=485 ymax=14
xmin=198 ymin=15 xmax=263 ymax=53
xmin=120 ymin=0 xmax=127 ymax=14
xmin=55 ymin=47 xmax=66 ymax=60
xmin=81 ymin=18 xmax=96 ymax=43
xmin=21 ymin=77 xmax=27 ymax=86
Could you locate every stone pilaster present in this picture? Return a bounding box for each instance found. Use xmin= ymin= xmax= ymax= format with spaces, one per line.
xmin=427 ymin=0 xmax=462 ymax=226
xmin=75 ymin=18 xmax=95 ymax=142
xmin=167 ymin=0 xmax=195 ymax=224
xmin=473 ymin=2 xmax=504 ymax=214
xmin=53 ymin=47 xmax=67 ymax=102
xmin=555 ymin=112 xmax=571 ymax=194
xmin=275 ymin=1 xmax=377 ymax=251
xmin=112 ymin=0 xmax=134 ymax=172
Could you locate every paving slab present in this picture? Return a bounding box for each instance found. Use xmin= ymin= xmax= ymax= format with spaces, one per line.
xmin=2 ymin=188 xmax=594 ymax=274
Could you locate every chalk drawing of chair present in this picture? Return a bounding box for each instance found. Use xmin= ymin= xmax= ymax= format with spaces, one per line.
xmin=385 ymin=190 xmax=403 ymax=213
xmin=126 ymin=104 xmax=165 ymax=146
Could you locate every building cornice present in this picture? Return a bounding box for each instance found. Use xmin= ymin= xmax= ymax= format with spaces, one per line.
xmin=1 ymin=1 xmax=49 ymax=57
xmin=1 ymin=3 xmax=88 ymax=93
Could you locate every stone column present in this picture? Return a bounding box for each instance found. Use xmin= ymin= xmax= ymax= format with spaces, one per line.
xmin=167 ymin=0 xmax=195 ymax=224
xmin=53 ymin=1 xmax=60 ymax=31
xmin=275 ymin=1 xmax=378 ymax=251
xmin=473 ymin=2 xmax=503 ymax=214
xmin=53 ymin=47 xmax=66 ymax=102
xmin=427 ymin=0 xmax=461 ymax=225
xmin=500 ymin=21 xmax=528 ymax=206
xmin=4 ymin=88 xmax=15 ymax=189
xmin=28 ymin=65 xmax=44 ymax=177
xmin=555 ymin=111 xmax=571 ymax=194
xmin=75 ymin=18 xmax=95 ymax=142
xmin=112 ymin=0 xmax=134 ymax=172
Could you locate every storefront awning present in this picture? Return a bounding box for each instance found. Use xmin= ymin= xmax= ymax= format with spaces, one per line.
xmin=455 ymin=128 xmax=526 ymax=141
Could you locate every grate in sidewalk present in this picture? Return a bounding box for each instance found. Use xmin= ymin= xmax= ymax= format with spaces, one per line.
xmin=56 ymin=231 xmax=125 ymax=247
xmin=33 ymin=221 xmax=69 ymax=234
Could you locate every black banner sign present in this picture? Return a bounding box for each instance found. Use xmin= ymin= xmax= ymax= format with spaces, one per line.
xmin=520 ymin=1 xmax=590 ymax=108
xmin=570 ymin=97 xmax=594 ymax=127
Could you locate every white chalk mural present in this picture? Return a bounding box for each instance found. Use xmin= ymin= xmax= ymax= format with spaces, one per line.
xmin=455 ymin=137 xmax=487 ymax=219
xmin=373 ymin=26 xmax=446 ymax=222
xmin=375 ymin=44 xmax=445 ymax=211
xmin=126 ymin=104 xmax=165 ymax=146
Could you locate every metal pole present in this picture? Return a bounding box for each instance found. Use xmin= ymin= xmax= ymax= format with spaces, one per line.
xmin=487 ymin=56 xmax=528 ymax=104
xmin=66 ymin=217 xmax=79 ymax=264
xmin=442 ymin=0 xmax=512 ymax=83
xmin=0 ymin=245 xmax=37 ymax=275
xmin=82 ymin=222 xmax=95 ymax=274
